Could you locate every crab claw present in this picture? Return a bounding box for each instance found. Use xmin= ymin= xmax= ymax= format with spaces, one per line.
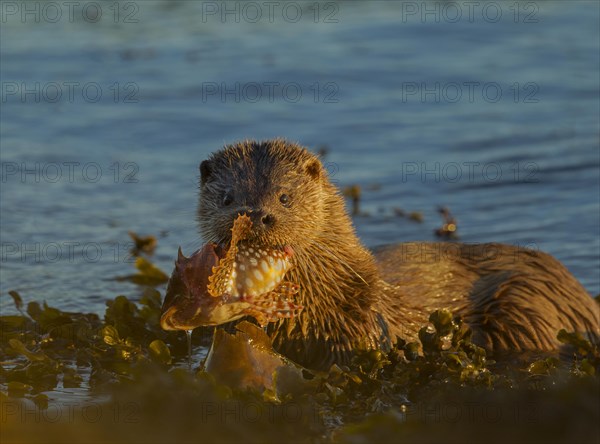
xmin=160 ymin=243 xmax=222 ymax=330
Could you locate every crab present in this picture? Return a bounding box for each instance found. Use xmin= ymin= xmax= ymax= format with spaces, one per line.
xmin=160 ymin=214 xmax=303 ymax=330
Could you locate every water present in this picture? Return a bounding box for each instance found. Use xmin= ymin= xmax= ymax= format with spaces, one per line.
xmin=1 ymin=1 xmax=599 ymax=317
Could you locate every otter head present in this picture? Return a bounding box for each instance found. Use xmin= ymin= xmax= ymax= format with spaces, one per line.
xmin=198 ymin=140 xmax=386 ymax=370
xmin=197 ymin=139 xmax=326 ymax=250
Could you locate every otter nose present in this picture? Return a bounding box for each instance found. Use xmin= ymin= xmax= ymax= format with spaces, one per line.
xmin=260 ymin=213 xmax=275 ymax=227
xmin=244 ymin=210 xmax=276 ymax=230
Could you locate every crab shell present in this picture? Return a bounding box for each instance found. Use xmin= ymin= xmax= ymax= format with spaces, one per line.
xmin=208 ymin=214 xmax=302 ymax=321
xmin=160 ymin=215 xmax=303 ymax=330
xmin=225 ymin=243 xmax=293 ymax=297
xmin=159 ymin=244 xmax=252 ymax=329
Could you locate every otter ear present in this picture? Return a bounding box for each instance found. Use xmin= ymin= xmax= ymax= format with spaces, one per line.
xmin=199 ymin=160 xmax=212 ymax=186
xmin=304 ymin=158 xmax=322 ymax=181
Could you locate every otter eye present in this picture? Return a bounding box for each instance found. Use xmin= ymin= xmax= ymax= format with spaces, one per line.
xmin=279 ymin=193 xmax=291 ymax=207
xmin=222 ymin=192 xmax=234 ymax=206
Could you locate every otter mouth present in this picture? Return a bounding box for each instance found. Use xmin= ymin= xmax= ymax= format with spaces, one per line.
xmin=209 ymin=214 xmax=295 ymax=301
xmin=160 ymin=214 xmax=302 ymax=331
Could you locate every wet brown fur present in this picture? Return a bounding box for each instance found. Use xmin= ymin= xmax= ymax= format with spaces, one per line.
xmin=198 ymin=139 xmax=600 ymax=370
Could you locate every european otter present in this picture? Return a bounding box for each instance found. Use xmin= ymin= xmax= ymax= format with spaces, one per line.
xmin=198 ymin=139 xmax=599 ymax=370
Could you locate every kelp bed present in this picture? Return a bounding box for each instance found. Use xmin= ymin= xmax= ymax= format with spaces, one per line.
xmin=1 ymin=253 xmax=599 ymax=444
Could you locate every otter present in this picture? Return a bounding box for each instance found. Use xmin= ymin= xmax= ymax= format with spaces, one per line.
xmin=197 ymin=139 xmax=599 ymax=370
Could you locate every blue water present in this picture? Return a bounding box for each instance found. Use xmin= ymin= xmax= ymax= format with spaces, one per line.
xmin=1 ymin=1 xmax=599 ymax=316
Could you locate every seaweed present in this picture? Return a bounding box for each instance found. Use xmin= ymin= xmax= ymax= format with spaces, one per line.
xmin=128 ymin=231 xmax=158 ymax=256
xmin=1 ymin=251 xmax=598 ymax=444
